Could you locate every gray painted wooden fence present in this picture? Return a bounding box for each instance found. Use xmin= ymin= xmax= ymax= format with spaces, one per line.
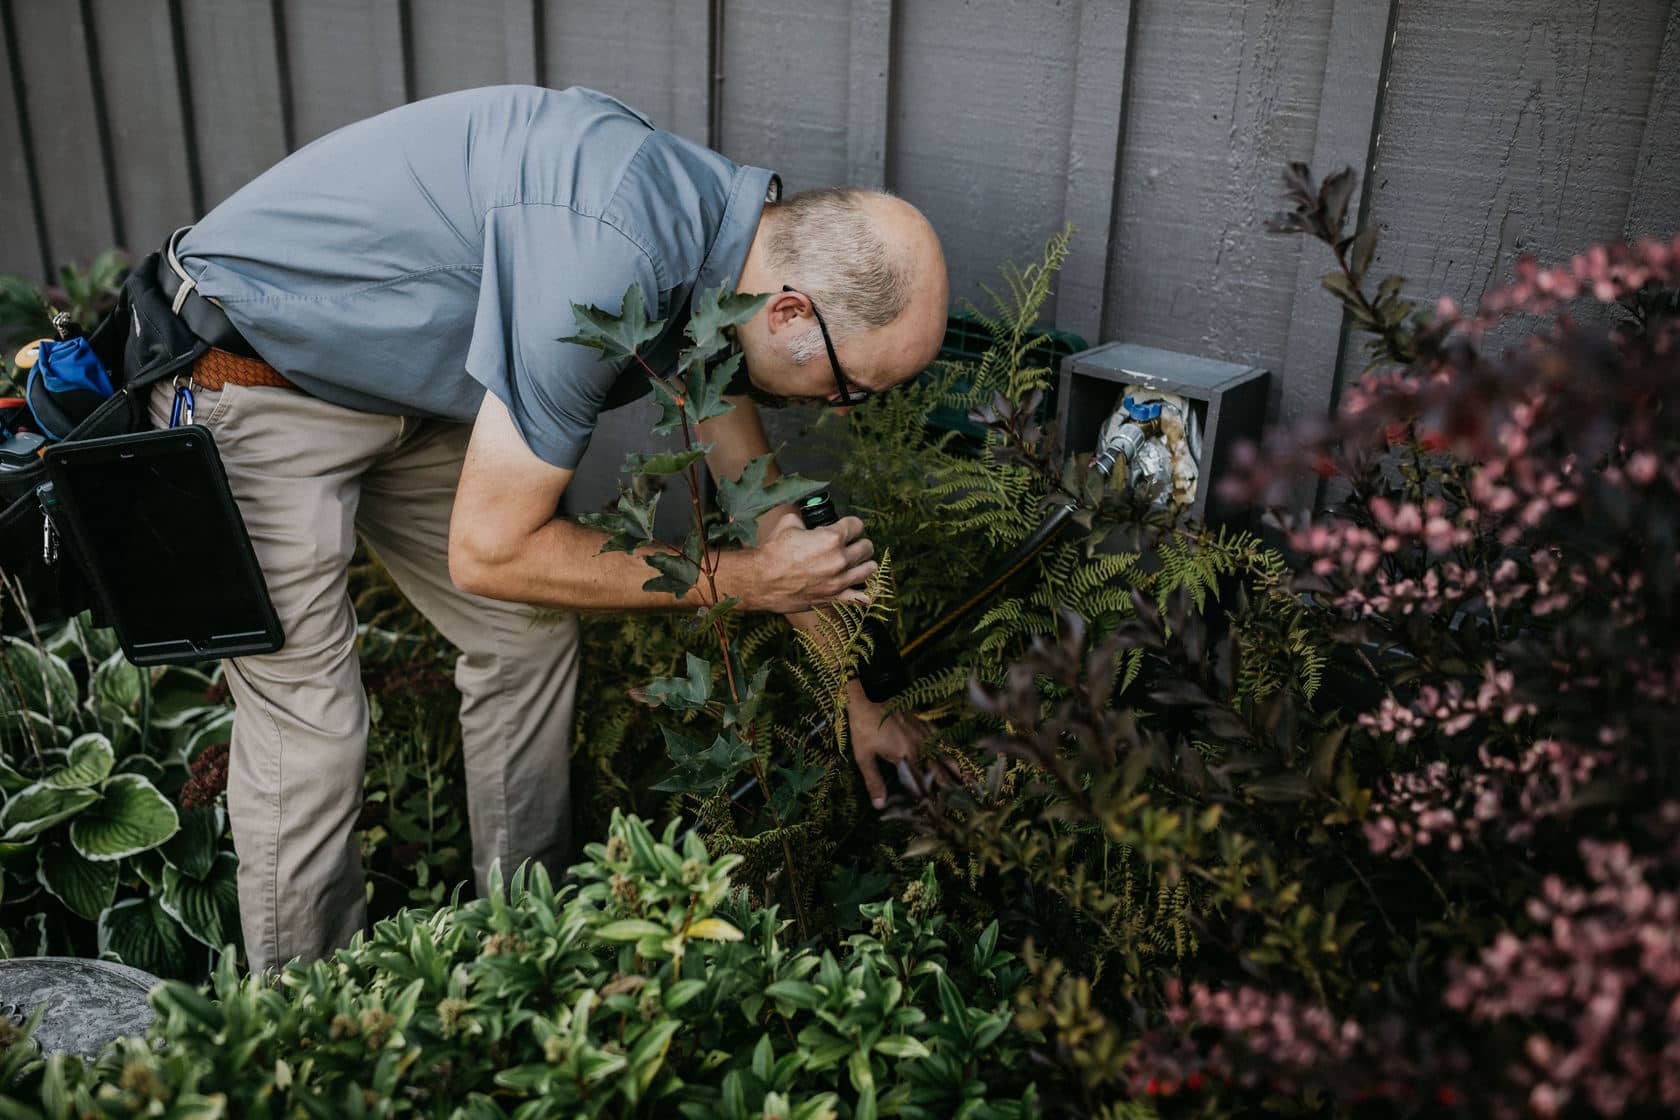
xmin=2 ymin=0 xmax=1676 ymax=498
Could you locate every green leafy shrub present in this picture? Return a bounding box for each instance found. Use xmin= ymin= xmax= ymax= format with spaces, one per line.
xmin=0 ymin=811 xmax=1041 ymax=1118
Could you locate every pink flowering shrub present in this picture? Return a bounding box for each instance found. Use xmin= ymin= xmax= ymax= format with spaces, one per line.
xmin=1014 ymin=164 xmax=1680 ymax=1117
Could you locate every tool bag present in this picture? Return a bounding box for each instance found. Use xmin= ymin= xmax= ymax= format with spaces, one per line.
xmin=0 ymin=252 xmax=209 ymax=622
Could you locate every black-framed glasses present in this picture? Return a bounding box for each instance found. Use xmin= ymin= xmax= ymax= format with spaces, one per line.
xmin=783 ymin=285 xmax=871 ymax=408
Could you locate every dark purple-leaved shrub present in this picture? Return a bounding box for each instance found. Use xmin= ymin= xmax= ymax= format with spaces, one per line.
xmin=919 ymin=162 xmax=1680 ymax=1118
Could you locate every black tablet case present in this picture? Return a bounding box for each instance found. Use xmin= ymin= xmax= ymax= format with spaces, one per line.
xmin=42 ymin=426 xmax=283 ymax=665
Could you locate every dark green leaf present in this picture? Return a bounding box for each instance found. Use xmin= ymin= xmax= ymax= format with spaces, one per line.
xmin=42 ymin=733 xmax=114 ymax=789
xmin=98 ymin=897 xmax=190 ymax=977
xmin=0 ymin=639 xmax=78 ymax=724
xmin=638 ymin=653 xmax=712 ymax=711
xmin=36 ymin=839 xmax=117 ymax=920
xmin=625 ymin=444 xmax=709 ymax=477
xmin=1 ymin=783 xmax=100 ymax=840
xmin=713 ymin=455 xmax=827 ymax=548
xmin=559 ymin=283 xmax=664 ymax=360
xmin=641 ymin=550 xmax=700 ymax=600
xmin=69 ymin=774 xmax=179 ymax=860
xmin=159 ymin=852 xmax=240 ymax=948
xmin=579 ymin=489 xmax=661 ymax=555
xmin=161 ymin=804 xmax=223 ymax=880
xmin=682 ymin=350 xmax=739 ymax=427
xmin=682 ymin=286 xmax=769 ymax=367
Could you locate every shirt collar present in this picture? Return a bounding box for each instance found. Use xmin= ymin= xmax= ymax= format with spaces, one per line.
xmin=695 ymin=164 xmax=778 ymax=297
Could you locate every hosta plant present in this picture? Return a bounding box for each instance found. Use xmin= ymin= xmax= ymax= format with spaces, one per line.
xmin=0 ymin=606 xmax=238 ymax=977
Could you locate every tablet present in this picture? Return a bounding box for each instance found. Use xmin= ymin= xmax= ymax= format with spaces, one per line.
xmin=41 ymin=426 xmax=283 ymax=665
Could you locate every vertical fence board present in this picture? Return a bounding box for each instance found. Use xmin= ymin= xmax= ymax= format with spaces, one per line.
xmin=503 ymin=0 xmax=539 ymax=86
xmin=282 ymin=0 xmax=406 ymax=146
xmin=1625 ymin=0 xmax=1680 ymax=240
xmin=1277 ymin=0 xmax=1396 ymax=432
xmin=178 ymin=0 xmax=289 ymax=210
xmin=541 ymin=0 xmax=708 ymax=142
xmin=889 ymin=0 xmax=1082 ymax=312
xmin=1056 ymin=0 xmax=1134 ymax=344
xmin=10 ymin=0 xmax=117 ymax=268
xmin=1102 ymin=0 xmax=1333 ymax=381
xmin=0 ymin=1 xmax=46 ymax=277
xmin=1363 ymin=0 xmax=1669 ymax=324
xmin=88 ymin=0 xmax=196 ymax=250
xmin=845 ymin=0 xmax=892 ymax=188
xmin=718 ymin=0 xmax=849 ymax=190
xmin=407 ymin=0 xmax=514 ymax=98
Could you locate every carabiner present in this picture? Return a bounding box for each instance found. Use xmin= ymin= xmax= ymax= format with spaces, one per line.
xmin=170 ymin=374 xmax=196 ymax=427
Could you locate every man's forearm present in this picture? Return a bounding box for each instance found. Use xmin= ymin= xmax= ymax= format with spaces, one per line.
xmin=451 ymin=516 xmax=760 ymax=612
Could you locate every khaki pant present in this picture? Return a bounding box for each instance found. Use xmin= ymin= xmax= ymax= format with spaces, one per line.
xmin=149 ymin=381 xmax=578 ymax=972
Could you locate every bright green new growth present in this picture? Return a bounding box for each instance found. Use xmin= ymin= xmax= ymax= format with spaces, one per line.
xmin=0 ymin=812 xmax=1040 ymax=1118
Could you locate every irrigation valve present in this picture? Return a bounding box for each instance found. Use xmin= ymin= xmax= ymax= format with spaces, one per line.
xmin=1092 ymin=389 xmax=1203 ymax=510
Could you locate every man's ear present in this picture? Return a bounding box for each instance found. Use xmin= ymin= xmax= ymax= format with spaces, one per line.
xmin=765 ymin=289 xmax=810 ymax=333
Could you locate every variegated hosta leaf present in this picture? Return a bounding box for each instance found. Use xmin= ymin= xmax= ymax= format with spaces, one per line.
xmin=89 ymin=651 xmax=145 ymax=716
xmin=0 ymin=710 xmax=73 ymax=757
xmin=161 ymin=805 xmax=224 ymax=880
xmin=42 ymin=733 xmax=115 ymax=789
xmin=69 ymin=774 xmax=179 ymax=860
xmin=0 ymin=783 xmax=100 ymax=841
xmin=0 ymin=638 xmax=78 ymax=723
xmin=36 ymin=839 xmax=117 ymax=920
xmin=160 ymin=852 xmax=239 ymax=949
xmin=99 ymin=896 xmax=191 ymax=977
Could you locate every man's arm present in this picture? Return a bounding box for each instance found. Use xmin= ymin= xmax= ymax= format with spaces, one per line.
xmin=448 ymin=392 xmax=876 ymax=613
xmin=700 ymin=396 xmax=931 ymax=810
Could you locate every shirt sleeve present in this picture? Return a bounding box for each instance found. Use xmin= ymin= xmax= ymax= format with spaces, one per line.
xmin=465 ymin=202 xmax=663 ymax=469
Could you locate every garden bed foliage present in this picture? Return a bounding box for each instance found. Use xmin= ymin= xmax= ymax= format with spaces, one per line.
xmin=2 ymin=163 xmax=1679 ymax=1117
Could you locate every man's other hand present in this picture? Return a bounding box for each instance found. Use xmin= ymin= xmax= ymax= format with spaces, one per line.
xmin=736 ymin=509 xmax=877 ymax=614
xmin=845 ymin=681 xmax=934 ymax=810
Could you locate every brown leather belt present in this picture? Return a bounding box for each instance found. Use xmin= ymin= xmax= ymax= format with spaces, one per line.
xmin=191 ymin=347 xmax=300 ymax=392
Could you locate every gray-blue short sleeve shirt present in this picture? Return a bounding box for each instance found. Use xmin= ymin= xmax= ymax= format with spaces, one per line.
xmin=177 ymin=85 xmax=776 ymax=469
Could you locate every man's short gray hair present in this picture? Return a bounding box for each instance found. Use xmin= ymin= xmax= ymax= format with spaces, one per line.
xmin=762 ymin=187 xmax=915 ymax=340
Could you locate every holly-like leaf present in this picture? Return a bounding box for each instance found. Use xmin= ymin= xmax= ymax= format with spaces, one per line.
xmin=641 ymin=550 xmax=699 ymax=600
xmin=650 ymin=727 xmax=755 ymax=793
xmin=69 ymin=773 xmax=179 ymax=860
xmin=767 ymin=761 xmax=825 ymax=823
xmin=683 ymin=351 xmax=740 ymax=427
xmin=42 ymin=733 xmax=115 ymax=789
xmin=624 ymin=444 xmax=709 ymax=478
xmin=638 ymin=653 xmax=712 ymax=712
xmin=649 ymin=377 xmax=688 ymax=437
xmin=0 ymin=783 xmax=99 ymax=840
xmin=681 ymin=596 xmax=743 ymax=637
xmin=713 ymin=454 xmax=827 ymax=547
xmin=579 ymin=489 xmax=661 ymax=555
xmin=682 ymin=286 xmax=769 ymax=367
xmin=36 ymin=839 xmax=117 ymax=920
xmin=559 ymin=283 xmax=664 ymax=360
xmin=721 ymin=663 xmax=771 ymax=730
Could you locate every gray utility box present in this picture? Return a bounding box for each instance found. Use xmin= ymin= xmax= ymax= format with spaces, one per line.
xmin=1057 ymin=342 xmax=1270 ymax=528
